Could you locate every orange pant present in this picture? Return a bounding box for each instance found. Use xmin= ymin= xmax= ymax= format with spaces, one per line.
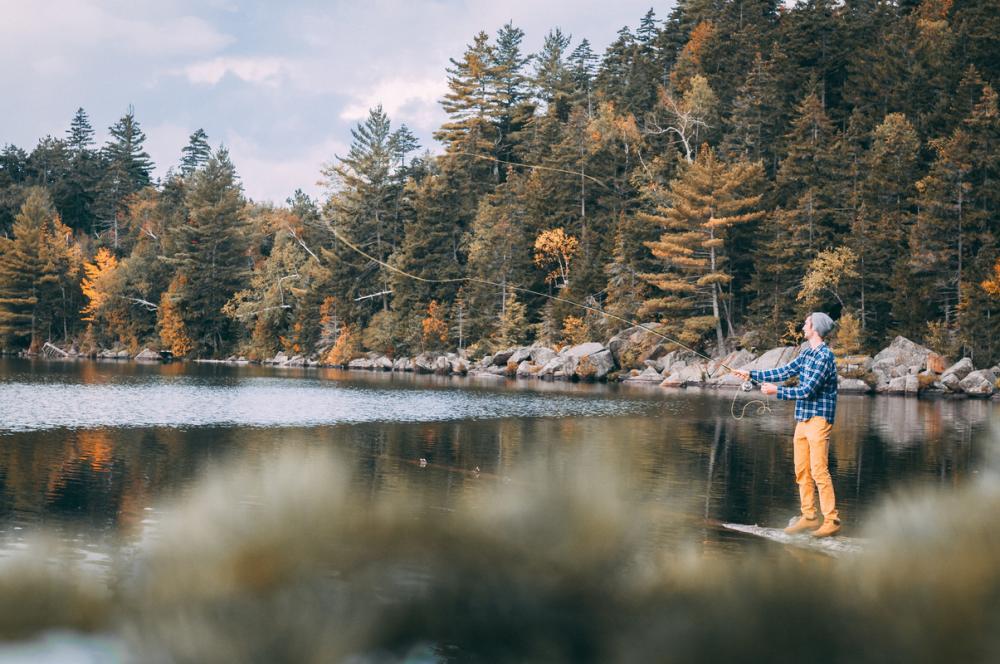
xmin=793 ymin=416 xmax=839 ymax=522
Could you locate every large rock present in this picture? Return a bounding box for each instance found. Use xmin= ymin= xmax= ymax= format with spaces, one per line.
xmin=574 ymin=348 xmax=615 ymax=381
xmin=872 ymin=336 xmax=931 ymax=374
xmin=887 ymin=375 xmax=919 ymax=395
xmin=135 ymin=348 xmax=160 ymax=361
xmin=623 ymin=366 xmax=664 ymax=383
xmin=272 ymin=351 xmax=289 ymax=365
xmin=515 ymin=360 xmax=543 ymax=378
xmin=491 ymin=348 xmax=517 ymax=366
xmin=941 ymin=358 xmax=974 ymax=382
xmin=507 ymin=347 xmax=534 ymax=365
xmin=660 ymin=363 xmax=706 ymax=387
xmin=373 ymin=356 xmax=393 ymax=371
xmin=531 ymin=347 xmax=557 ymax=365
xmin=705 ymin=349 xmax=756 ymax=387
xmin=607 ymin=324 xmax=663 ymax=368
xmin=433 ymin=355 xmax=452 ymax=375
xmin=347 ymin=358 xmax=371 ymax=370
xmin=392 ymin=357 xmax=412 ymax=372
xmin=413 ymin=353 xmax=436 ymax=374
xmin=449 ymin=357 xmax=469 ymax=375
xmin=561 ymin=342 xmax=607 ymax=358
xmin=838 ymin=377 xmax=873 ymax=394
xmin=740 ymin=346 xmax=801 ymax=374
xmin=959 ymin=370 xmax=996 ymax=398
xmin=537 ymin=355 xmax=574 ymax=379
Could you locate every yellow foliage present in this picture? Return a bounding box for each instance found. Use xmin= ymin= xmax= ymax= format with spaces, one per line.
xmin=421 ymin=300 xmax=449 ymax=348
xmin=832 ymin=312 xmax=863 ymax=357
xmin=324 ymin=325 xmax=361 ymax=366
xmin=798 ymin=247 xmax=859 ymax=309
xmin=80 ymin=248 xmax=119 ymax=322
xmin=534 ymin=228 xmax=579 ymax=286
xmin=158 ymin=276 xmax=193 ymax=357
xmin=561 ymin=316 xmax=589 ymax=346
xmin=982 ymin=259 xmax=1000 ymax=297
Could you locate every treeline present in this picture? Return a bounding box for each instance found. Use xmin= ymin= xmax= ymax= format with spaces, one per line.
xmin=1 ymin=0 xmax=999 ymax=365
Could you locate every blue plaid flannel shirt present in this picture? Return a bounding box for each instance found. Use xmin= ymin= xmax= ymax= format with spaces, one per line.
xmin=749 ymin=344 xmax=838 ymax=424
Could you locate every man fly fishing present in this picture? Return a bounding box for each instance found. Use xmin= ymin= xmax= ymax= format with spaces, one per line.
xmin=732 ymin=312 xmax=841 ymax=538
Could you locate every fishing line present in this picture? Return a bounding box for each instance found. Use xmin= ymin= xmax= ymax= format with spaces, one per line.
xmin=323 ymin=151 xmax=775 ymax=418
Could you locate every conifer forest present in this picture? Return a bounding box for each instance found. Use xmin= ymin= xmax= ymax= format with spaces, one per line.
xmin=2 ymin=0 xmax=999 ymax=366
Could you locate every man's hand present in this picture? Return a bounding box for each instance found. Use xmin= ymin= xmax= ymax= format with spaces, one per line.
xmin=731 ymin=369 xmax=750 ymax=381
xmin=761 ymin=382 xmax=778 ymax=396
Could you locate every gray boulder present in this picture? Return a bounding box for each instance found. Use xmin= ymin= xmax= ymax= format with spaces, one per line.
xmin=661 ymin=363 xmax=706 ymax=387
xmin=491 ymin=348 xmax=517 ymax=366
xmin=537 ymin=354 xmax=574 ymax=379
xmin=433 ymin=355 xmax=452 ymax=375
xmin=574 ymin=348 xmax=615 ymax=381
xmin=449 ymin=357 xmax=469 ymax=375
xmin=373 ymin=356 xmax=393 ymax=371
xmin=507 ymin=347 xmax=535 ymax=365
xmin=530 ymin=347 xmax=557 ymax=365
xmin=392 ymin=357 xmax=411 ymax=372
xmin=959 ymin=370 xmax=996 ymax=398
xmin=740 ymin=346 xmax=801 ymax=374
xmin=413 ymin=353 xmax=436 ymax=374
xmin=941 ymin=357 xmax=974 ymax=383
xmin=135 ymin=348 xmax=160 ymax=361
xmin=623 ymin=366 xmax=664 ymax=383
xmin=872 ymin=336 xmax=931 ymax=375
xmin=887 ymin=375 xmax=919 ymax=395
xmin=516 ymin=360 xmax=542 ymax=378
xmin=607 ymin=324 xmax=663 ymax=368
xmin=838 ymin=377 xmax=873 ymax=394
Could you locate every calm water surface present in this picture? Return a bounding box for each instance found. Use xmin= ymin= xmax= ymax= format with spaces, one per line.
xmin=0 ymin=357 xmax=996 ymax=557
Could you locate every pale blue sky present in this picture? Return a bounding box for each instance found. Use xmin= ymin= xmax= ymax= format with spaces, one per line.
xmin=1 ymin=1 xmax=671 ymax=202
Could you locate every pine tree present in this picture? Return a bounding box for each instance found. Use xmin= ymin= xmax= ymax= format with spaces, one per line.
xmin=640 ymin=148 xmax=765 ymax=350
xmin=0 ymin=188 xmax=82 ymax=350
xmin=180 ymin=129 xmax=211 ymax=175
xmin=67 ymin=108 xmax=95 ymax=154
xmin=534 ymin=28 xmax=574 ymax=120
xmin=568 ymin=39 xmax=599 ymax=116
xmin=322 ymin=106 xmax=402 ymax=319
xmin=849 ymin=113 xmax=921 ymax=341
xmin=98 ymin=106 xmax=154 ymax=248
xmin=753 ymin=91 xmax=851 ymax=329
xmin=162 ymin=148 xmax=248 ymax=356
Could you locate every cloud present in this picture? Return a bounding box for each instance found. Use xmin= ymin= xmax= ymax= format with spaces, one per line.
xmin=223 ymin=133 xmax=348 ymax=205
xmin=0 ymin=2 xmax=233 ymax=59
xmin=339 ymin=76 xmax=448 ymax=131
xmin=178 ymin=57 xmax=293 ymax=87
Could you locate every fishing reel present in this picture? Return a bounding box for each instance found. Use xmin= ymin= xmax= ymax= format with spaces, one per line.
xmin=740 ymin=380 xmax=754 ymax=392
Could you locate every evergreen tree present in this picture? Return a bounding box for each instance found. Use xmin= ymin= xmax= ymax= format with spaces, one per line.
xmin=640 ymin=148 xmax=765 ymax=350
xmin=849 ymin=113 xmax=921 ymax=341
xmin=98 ymin=106 xmax=154 ymax=248
xmin=67 ymin=108 xmax=95 ymax=154
xmin=180 ymin=129 xmax=212 ymax=175
xmin=0 ymin=188 xmax=82 ymax=350
xmin=162 ymin=149 xmax=248 ymax=356
xmin=534 ymin=28 xmax=574 ymax=119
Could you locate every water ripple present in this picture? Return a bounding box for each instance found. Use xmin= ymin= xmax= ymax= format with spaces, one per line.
xmin=0 ymin=380 xmax=653 ymax=432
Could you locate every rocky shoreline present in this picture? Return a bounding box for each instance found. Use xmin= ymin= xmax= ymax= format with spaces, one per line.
xmin=22 ymin=328 xmax=1000 ymax=400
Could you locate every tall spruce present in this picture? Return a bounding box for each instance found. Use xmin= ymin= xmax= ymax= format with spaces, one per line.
xmin=162 ymin=149 xmax=247 ymax=356
xmin=180 ymin=129 xmax=212 ymax=175
xmin=98 ymin=106 xmax=154 ymax=248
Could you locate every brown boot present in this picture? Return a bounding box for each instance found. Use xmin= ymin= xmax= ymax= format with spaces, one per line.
xmin=783 ymin=515 xmax=820 ymax=535
xmin=810 ymin=518 xmax=841 ymax=538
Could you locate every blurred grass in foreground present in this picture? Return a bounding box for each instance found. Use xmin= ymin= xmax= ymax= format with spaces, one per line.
xmin=0 ymin=439 xmax=998 ymax=663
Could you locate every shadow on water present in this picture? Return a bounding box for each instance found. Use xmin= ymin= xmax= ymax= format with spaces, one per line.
xmin=0 ymin=359 xmax=997 ymax=660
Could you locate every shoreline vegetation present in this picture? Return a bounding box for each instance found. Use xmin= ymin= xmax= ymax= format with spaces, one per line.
xmin=1 ymin=4 xmax=999 ymax=380
xmin=23 ymin=328 xmax=1000 ymax=400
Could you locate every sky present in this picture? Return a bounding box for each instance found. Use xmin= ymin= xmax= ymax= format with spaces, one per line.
xmin=0 ymin=1 xmax=671 ymax=204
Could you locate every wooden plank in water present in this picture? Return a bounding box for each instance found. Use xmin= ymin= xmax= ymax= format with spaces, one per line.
xmin=720 ymin=522 xmax=865 ymax=557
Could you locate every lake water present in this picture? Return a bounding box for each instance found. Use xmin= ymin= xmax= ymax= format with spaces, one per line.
xmin=0 ymin=357 xmax=997 ymax=556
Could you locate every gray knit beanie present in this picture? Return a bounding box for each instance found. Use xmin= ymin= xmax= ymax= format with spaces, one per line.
xmin=810 ymin=312 xmax=835 ymax=338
